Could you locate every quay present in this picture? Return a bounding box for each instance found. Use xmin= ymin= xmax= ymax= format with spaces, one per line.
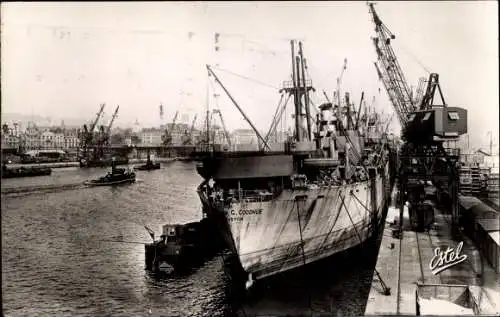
xmin=364 ymin=188 xmax=500 ymax=316
xmin=4 ymin=157 xmax=184 ymax=170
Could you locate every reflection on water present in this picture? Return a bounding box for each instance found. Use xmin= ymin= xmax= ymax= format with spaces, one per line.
xmin=2 ymin=161 xmax=381 ymax=316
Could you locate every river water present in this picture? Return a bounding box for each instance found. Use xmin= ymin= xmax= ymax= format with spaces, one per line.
xmin=2 ymin=161 xmax=382 ymax=316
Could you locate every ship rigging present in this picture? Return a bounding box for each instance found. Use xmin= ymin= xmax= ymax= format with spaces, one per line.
xmin=195 ymin=38 xmax=395 ymax=290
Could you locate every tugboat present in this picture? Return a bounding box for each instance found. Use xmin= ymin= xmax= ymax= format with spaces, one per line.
xmin=144 ymin=218 xmax=224 ymax=272
xmin=136 ymin=150 xmax=161 ymax=171
xmin=84 ymin=159 xmax=136 ymax=186
xmin=2 ymin=164 xmax=52 ymax=179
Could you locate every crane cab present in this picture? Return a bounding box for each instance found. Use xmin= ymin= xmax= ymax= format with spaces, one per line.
xmin=404 ymin=107 xmax=467 ymax=143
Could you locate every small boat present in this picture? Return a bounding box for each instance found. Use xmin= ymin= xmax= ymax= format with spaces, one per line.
xmin=144 ymin=218 xmax=224 ymax=272
xmin=84 ymin=161 xmax=136 ymax=186
xmin=136 ymin=162 xmax=161 ymax=171
xmin=2 ymin=164 xmax=52 ymax=179
xmin=136 ymin=151 xmax=161 ymax=171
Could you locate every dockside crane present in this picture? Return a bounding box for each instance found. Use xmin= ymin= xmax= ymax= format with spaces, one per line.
xmin=368 ymin=3 xmax=467 ymax=236
xmin=369 ymin=4 xmax=415 ymax=128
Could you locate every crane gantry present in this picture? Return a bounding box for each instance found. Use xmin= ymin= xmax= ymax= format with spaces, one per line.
xmin=369 ymin=3 xmax=415 ymax=128
xmin=368 ymin=3 xmax=467 ymax=233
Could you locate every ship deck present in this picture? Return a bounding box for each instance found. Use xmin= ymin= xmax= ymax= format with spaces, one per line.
xmin=364 ymin=188 xmax=500 ymax=316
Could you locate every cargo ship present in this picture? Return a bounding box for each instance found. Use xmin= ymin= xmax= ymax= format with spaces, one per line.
xmin=195 ymin=41 xmax=396 ymax=288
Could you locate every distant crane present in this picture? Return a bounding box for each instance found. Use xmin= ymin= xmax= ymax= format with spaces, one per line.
xmin=212 ymin=109 xmax=231 ymax=146
xmin=159 ymin=104 xmax=164 ymax=121
xmin=93 ymin=105 xmax=120 ymax=158
xmin=163 ymin=110 xmax=179 ymax=146
xmin=183 ymin=114 xmax=198 ymax=145
xmin=334 ymin=58 xmax=348 ymax=106
xmin=103 ymin=105 xmax=119 ymax=147
xmin=80 ymin=103 xmax=105 ymax=161
xmin=83 ymin=103 xmax=105 ymax=141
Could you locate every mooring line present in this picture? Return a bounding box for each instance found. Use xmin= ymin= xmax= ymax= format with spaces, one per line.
xmin=99 ymin=239 xmax=147 ymax=245
xmin=340 ymin=196 xmax=390 ymax=296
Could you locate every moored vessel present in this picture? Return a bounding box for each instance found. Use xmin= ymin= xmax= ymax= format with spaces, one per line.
xmin=144 ymin=218 xmax=224 ymax=272
xmin=195 ymin=41 xmax=396 ymax=288
xmin=79 ymin=156 xmax=129 ymax=168
xmin=2 ymin=164 xmax=52 ymax=179
xmin=136 ymin=150 xmax=161 ymax=171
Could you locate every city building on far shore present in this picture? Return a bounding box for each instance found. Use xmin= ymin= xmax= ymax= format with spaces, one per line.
xmin=140 ymin=128 xmax=163 ymax=146
xmin=1 ymin=133 xmax=20 ymax=151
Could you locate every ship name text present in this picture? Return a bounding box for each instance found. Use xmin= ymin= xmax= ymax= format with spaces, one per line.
xmin=226 ymin=208 xmax=263 ymax=222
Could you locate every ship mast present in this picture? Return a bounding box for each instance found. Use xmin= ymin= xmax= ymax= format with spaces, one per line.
xmin=281 ymin=40 xmax=314 ymax=142
xmin=299 ymin=42 xmax=312 ymax=140
xmin=291 ymin=41 xmax=300 ymax=141
xmin=207 ymin=65 xmax=270 ymax=150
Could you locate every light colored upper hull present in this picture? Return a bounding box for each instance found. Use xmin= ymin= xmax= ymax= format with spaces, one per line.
xmin=202 ymin=163 xmax=391 ymax=280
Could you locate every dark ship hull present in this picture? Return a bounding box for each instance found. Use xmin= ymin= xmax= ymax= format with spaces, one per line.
xmin=144 ymin=218 xmax=225 ymax=271
xmin=79 ymin=157 xmax=129 ymax=168
xmin=136 ymin=162 xmax=161 ymax=170
xmin=2 ymin=166 xmax=52 ymax=179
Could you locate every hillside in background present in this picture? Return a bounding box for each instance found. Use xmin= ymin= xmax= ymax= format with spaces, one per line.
xmin=1 ymin=113 xmax=85 ymax=128
xmin=0 ymin=112 xmax=143 ymax=129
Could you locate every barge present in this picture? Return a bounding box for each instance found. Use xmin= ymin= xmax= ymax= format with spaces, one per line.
xmin=2 ymin=164 xmax=52 ymax=179
xmin=145 ymin=217 xmax=223 ymax=272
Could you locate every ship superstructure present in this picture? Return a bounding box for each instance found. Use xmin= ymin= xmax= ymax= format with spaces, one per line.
xmin=196 ymin=40 xmax=396 ymax=288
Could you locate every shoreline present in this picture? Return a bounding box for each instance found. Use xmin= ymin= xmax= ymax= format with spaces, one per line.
xmin=4 ymin=157 xmax=192 ymax=170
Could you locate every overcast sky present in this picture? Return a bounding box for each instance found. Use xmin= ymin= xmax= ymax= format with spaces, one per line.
xmin=1 ymin=1 xmax=498 ymax=148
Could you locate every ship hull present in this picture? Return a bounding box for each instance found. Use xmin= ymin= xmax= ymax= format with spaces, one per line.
xmin=198 ymin=162 xmax=391 ymax=281
xmin=135 ymin=163 xmax=161 ymax=170
xmin=83 ymin=178 xmax=135 ymax=186
xmin=79 ymin=158 xmax=129 ymax=168
xmin=2 ymin=167 xmax=52 ymax=179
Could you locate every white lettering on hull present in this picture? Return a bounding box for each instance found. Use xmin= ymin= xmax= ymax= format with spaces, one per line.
xmin=225 ymin=208 xmax=263 ymax=222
